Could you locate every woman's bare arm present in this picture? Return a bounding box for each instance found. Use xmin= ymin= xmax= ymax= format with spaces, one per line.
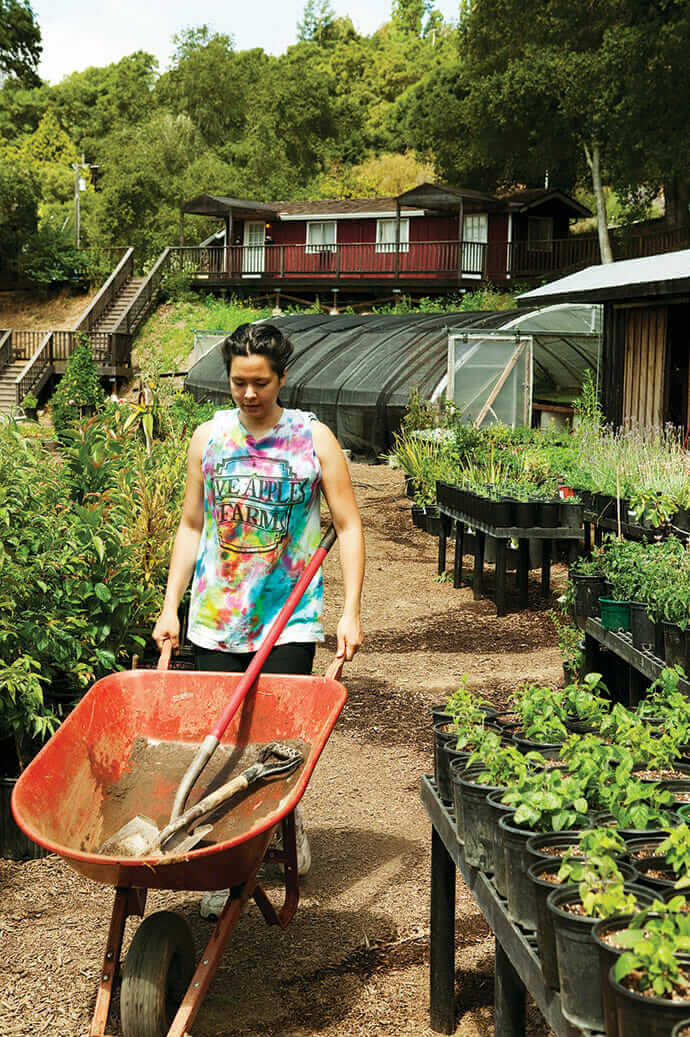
xmin=312 ymin=421 xmax=365 ymax=666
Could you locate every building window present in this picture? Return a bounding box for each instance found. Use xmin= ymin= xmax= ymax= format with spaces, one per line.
xmin=528 ymin=216 xmax=553 ymax=252
xmin=306 ymin=221 xmax=337 ymax=252
xmin=376 ymin=218 xmax=410 ymax=253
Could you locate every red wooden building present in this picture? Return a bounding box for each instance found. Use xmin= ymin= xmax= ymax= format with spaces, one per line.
xmin=174 ymin=183 xmax=592 ymax=298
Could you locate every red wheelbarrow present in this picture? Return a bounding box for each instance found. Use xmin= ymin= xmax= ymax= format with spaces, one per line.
xmin=11 ymin=666 xmax=347 ymax=1037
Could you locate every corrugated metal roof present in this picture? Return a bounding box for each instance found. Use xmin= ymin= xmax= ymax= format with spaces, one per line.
xmin=270 ymin=197 xmax=419 ymax=216
xmin=518 ymin=249 xmax=690 ymax=305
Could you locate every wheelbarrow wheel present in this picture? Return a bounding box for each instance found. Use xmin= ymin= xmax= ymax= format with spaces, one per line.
xmin=120 ymin=910 xmax=195 ymax=1037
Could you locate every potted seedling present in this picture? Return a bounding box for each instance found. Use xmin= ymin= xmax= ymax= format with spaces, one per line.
xmin=510 ymin=682 xmax=568 ymax=757
xmin=612 ymin=908 xmax=690 ymax=1036
xmin=568 ymin=553 xmax=607 ymax=628
xmin=547 ymin=854 xmax=651 ymax=1030
xmin=563 ymin=672 xmax=611 ymax=733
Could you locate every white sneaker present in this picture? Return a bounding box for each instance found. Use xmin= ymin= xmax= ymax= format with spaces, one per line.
xmin=294 ymin=805 xmax=311 ymax=877
xmin=200 ymin=888 xmax=230 ymax=920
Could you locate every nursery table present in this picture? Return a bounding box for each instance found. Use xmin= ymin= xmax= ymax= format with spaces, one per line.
xmin=435 ymin=506 xmax=581 ymax=616
xmin=584 ymin=617 xmax=690 ymax=705
xmin=582 ymin=509 xmax=653 ymax=551
xmin=420 ymin=774 xmax=602 ymax=1037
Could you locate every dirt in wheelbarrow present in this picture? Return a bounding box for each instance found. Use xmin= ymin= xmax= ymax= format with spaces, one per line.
xmin=1 ymin=462 xmax=563 ymax=1037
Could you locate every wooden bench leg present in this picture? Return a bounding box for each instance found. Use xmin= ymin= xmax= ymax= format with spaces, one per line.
xmin=430 ymin=826 xmax=456 ymax=1034
xmin=540 ymin=540 xmax=552 ymax=598
xmin=453 ymin=522 xmax=464 ymax=588
xmin=494 ymin=938 xmax=526 ymax=1037
xmin=495 ymin=538 xmax=507 ymax=617
xmin=473 ymin=532 xmax=485 ymax=601
xmin=518 ymin=539 xmax=529 ymax=609
xmin=438 ymin=515 xmax=449 ymax=576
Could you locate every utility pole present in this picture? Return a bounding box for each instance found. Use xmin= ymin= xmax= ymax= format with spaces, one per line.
xmin=71 ymin=155 xmax=98 ymax=247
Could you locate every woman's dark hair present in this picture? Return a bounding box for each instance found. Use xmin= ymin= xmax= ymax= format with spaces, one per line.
xmin=221 ymin=323 xmax=293 ymax=377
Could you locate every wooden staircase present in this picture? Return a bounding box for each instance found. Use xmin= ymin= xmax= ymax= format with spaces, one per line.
xmin=0 ymin=359 xmax=30 ymax=415
xmin=90 ymin=277 xmax=147 ymax=333
xmin=0 ymin=248 xmax=171 ymax=414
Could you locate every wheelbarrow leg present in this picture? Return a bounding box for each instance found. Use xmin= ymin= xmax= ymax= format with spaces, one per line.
xmin=166 ymin=848 xmax=268 ymax=1037
xmin=253 ymin=809 xmax=300 ymax=928
xmin=90 ymin=886 xmax=146 ymax=1037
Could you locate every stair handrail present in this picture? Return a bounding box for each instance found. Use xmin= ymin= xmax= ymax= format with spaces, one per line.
xmin=74 ymin=247 xmax=134 ymax=333
xmin=0 ymin=330 xmax=11 ymax=372
xmin=15 ymin=330 xmax=53 ymax=405
xmin=114 ymin=248 xmax=172 ymax=336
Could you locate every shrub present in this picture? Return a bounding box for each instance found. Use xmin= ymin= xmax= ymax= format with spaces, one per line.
xmin=50 ymin=339 xmax=106 ymax=439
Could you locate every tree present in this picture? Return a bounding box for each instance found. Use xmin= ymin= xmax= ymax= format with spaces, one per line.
xmin=392 ymin=0 xmax=426 ymax=36
xmin=0 ymin=0 xmax=41 ymax=84
xmin=0 ymin=156 xmax=39 ymax=275
xmin=297 ymin=0 xmax=335 ymax=43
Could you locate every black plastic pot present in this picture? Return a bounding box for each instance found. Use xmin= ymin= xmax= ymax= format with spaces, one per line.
xmin=609 ymin=964 xmax=690 ymax=1037
xmin=410 ymin=505 xmax=425 ymax=530
xmin=493 ymin=711 xmax=520 ymax=738
xmin=488 ymin=498 xmax=513 ymax=528
xmin=527 ymin=858 xmax=570 ymax=990
xmin=559 ymin=501 xmax=584 ymax=529
xmin=671 ymin=1021 xmax=690 ymax=1037
xmin=512 ymin=732 xmax=564 ymax=760
xmin=570 ymin=571 xmax=607 ymax=628
xmin=664 ymin=622 xmax=690 ymax=670
xmin=1 ymin=777 xmax=49 ymax=861
xmin=593 ymin=912 xmax=663 ymax=1037
xmin=486 ymin=790 xmax=515 ymax=897
xmin=673 ymin=508 xmax=690 ymax=533
xmin=537 ymin=500 xmax=560 ymax=527
xmin=526 ymin=831 xmax=628 ymax=867
xmin=455 ymin=766 xmax=502 ymax=869
xmin=630 ymin=602 xmax=657 ymax=653
xmin=625 ymin=834 xmax=670 ymax=859
xmin=450 ymin=757 xmax=472 ymax=842
xmin=548 ymin=883 xmax=652 ymax=1031
xmin=423 ymin=505 xmax=442 ymax=537
xmin=429 ymin=704 xmax=452 ymax=726
xmin=433 ymin=721 xmax=457 ymax=801
xmin=498 ymin=816 xmax=547 ymax=929
xmin=513 ymin=500 xmax=537 ymax=528
xmin=633 ymin=854 xmax=678 ymax=892
xmin=593 ymin=810 xmax=682 ymax=839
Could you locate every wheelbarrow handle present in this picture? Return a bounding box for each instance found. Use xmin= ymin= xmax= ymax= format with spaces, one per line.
xmin=157 ymin=640 xmax=173 ymax=671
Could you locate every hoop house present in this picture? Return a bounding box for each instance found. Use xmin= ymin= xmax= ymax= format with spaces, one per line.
xmin=184 ymin=305 xmax=601 ymax=457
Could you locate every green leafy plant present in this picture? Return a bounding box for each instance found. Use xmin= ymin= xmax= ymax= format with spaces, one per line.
xmin=563 ymin=672 xmax=610 ymax=725
xmin=0 ymin=656 xmax=58 ymax=771
xmin=501 ymin=768 xmax=590 ymax=832
xmin=548 ymin=609 xmax=584 ymax=674
xmin=50 ymin=338 xmax=107 ymax=441
xmin=468 ymin=736 xmax=539 ymax=786
xmin=510 ymin=681 xmax=568 ymax=743
xmin=557 ymin=851 xmax=638 ymax=918
xmin=615 ymin=917 xmax=690 ymax=997
xmin=658 ymin=825 xmax=690 ymax=889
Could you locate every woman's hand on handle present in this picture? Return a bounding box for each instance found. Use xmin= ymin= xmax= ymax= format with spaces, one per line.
xmin=152 ymin=606 xmax=180 ymax=652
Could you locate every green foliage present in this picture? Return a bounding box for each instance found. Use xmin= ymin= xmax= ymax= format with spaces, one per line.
xmin=557 ymin=853 xmax=638 ymax=919
xmin=468 ymin=738 xmax=536 ymax=787
xmin=563 ymin=673 xmax=610 ymax=726
xmin=0 ymin=655 xmax=56 ymax=770
xmin=501 ymin=768 xmax=590 ymax=833
xmin=20 ymin=223 xmax=90 ymax=290
xmin=0 ymin=0 xmax=42 ymax=84
xmin=0 ymin=153 xmax=38 ymax=274
xmin=615 ymin=910 xmax=690 ymax=998
xmin=50 ymin=339 xmax=107 ymax=439
xmin=510 ymin=681 xmax=568 ymax=743
xmin=658 ymin=825 xmax=690 ymax=890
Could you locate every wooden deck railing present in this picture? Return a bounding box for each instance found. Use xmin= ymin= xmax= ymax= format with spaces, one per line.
xmin=169 ymin=227 xmax=690 ymax=285
xmin=0 ymin=330 xmax=12 ymax=371
xmin=15 ymin=331 xmax=53 ymax=404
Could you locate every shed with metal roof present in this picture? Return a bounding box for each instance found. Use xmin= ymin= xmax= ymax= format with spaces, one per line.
xmin=519 ymin=249 xmax=690 ymax=430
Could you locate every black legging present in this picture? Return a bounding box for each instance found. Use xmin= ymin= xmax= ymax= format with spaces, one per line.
xmin=195 ymin=642 xmax=315 ymax=675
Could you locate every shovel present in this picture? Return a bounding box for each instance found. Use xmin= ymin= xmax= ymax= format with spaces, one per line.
xmin=99 ymin=524 xmax=337 ymax=858
xmin=99 ymin=742 xmax=304 ymax=857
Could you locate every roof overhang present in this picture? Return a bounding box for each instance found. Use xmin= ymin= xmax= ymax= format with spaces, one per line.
xmin=505 ymin=190 xmax=591 ymax=218
xmin=396 ymin=182 xmax=504 ymax=212
xmin=518 ymin=249 xmax=690 ymax=307
xmin=277 ymin=208 xmax=425 ymax=221
xmin=181 ymin=193 xmax=278 ymax=220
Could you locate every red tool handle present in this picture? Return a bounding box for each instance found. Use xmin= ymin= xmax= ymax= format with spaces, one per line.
xmin=209 ymin=524 xmax=337 ymax=741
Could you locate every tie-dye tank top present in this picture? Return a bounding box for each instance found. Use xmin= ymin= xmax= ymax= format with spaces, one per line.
xmin=187 ymin=408 xmax=324 ymax=652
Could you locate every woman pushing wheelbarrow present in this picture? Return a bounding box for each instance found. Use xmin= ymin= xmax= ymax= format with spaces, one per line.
xmin=152 ymin=322 xmax=365 ymax=890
